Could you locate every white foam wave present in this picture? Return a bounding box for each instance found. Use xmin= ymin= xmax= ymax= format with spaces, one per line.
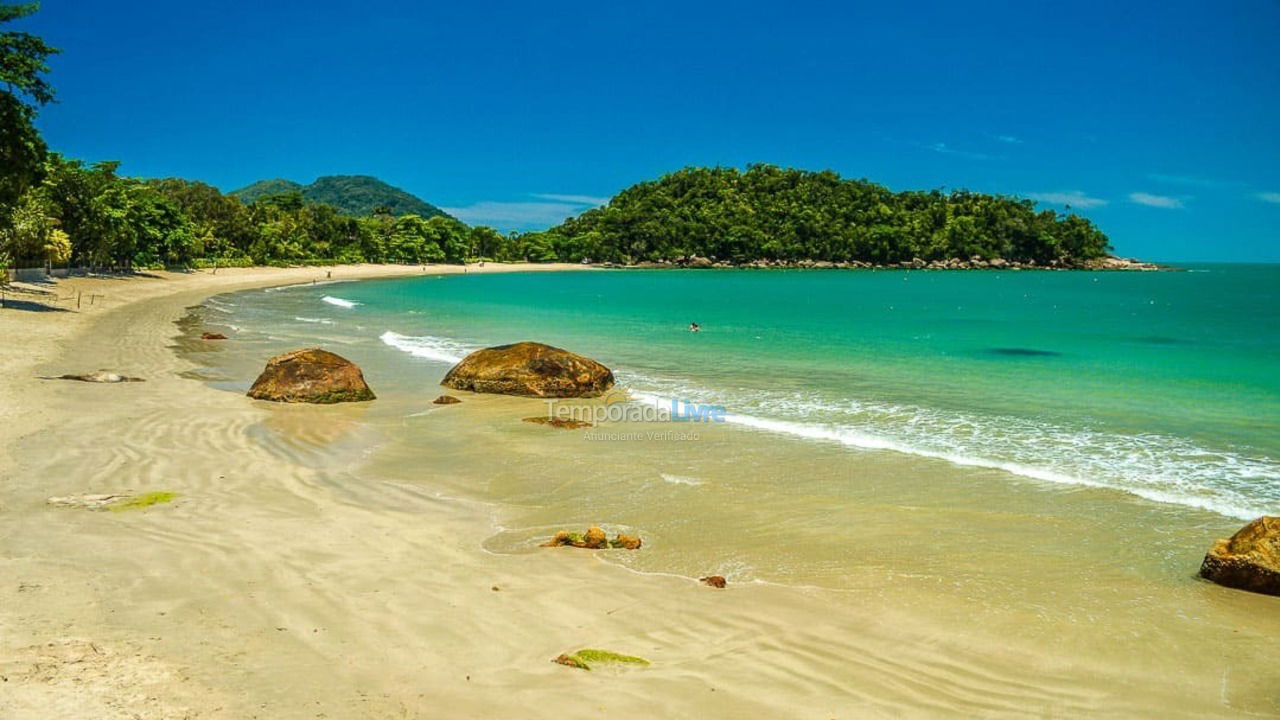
xmin=625 ymin=382 xmax=1278 ymax=521
xmin=294 ymin=316 xmax=334 ymax=324
xmin=659 ymin=473 xmax=704 ymax=486
xmin=322 ymin=295 xmax=359 ymax=308
xmin=379 ymin=331 xmax=473 ymax=364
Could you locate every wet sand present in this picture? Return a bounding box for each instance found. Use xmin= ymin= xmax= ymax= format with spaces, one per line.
xmin=1 ymin=264 xmax=1276 ymax=718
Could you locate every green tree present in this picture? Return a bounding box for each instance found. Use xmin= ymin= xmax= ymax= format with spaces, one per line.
xmin=0 ymin=2 xmax=57 ymax=213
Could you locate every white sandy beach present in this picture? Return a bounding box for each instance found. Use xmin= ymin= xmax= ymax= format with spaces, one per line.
xmin=0 ymin=264 xmax=1273 ymax=719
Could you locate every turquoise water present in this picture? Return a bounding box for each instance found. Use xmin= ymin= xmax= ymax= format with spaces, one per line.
xmin=215 ymin=266 xmax=1279 ymax=520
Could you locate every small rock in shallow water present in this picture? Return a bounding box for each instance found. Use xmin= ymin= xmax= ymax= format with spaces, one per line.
xmin=522 ymin=416 xmax=593 ymax=430
xmin=700 ymin=575 xmax=727 ymax=588
xmin=200 ymin=332 xmax=227 ymax=340
xmin=46 ymin=371 xmax=144 ymax=383
xmin=610 ymin=533 xmax=642 ymax=550
xmin=433 ymin=395 xmax=461 ymax=405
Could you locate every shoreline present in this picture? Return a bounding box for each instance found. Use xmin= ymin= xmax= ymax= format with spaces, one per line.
xmin=1 ymin=263 xmax=1274 ymax=718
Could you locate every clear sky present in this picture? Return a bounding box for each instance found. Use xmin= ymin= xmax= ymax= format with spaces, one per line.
xmin=16 ymin=1 xmax=1280 ymax=261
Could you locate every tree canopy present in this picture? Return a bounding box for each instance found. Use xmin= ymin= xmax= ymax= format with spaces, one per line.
xmin=532 ymin=165 xmax=1111 ymax=265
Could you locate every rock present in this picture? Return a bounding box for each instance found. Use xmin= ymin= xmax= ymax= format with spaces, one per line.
xmin=522 ymin=416 xmax=593 ymax=430
xmin=582 ymin=526 xmax=608 ymax=549
xmin=553 ymin=653 xmax=590 ymax=670
xmin=201 ymin=332 xmax=228 ymax=340
xmin=433 ymin=395 xmax=461 ymax=405
xmin=1198 ymin=516 xmax=1280 ymax=596
xmin=542 ymin=527 xmax=642 ymax=550
xmin=700 ymin=575 xmax=727 ymax=588
xmin=47 ymin=371 xmax=144 ymax=383
xmin=246 ymin=348 xmax=375 ymax=403
xmin=611 ymin=533 xmax=642 ymax=550
xmin=441 ymin=342 xmax=614 ymax=398
xmin=989 ymin=257 xmax=1009 ymax=268
xmin=686 ymin=255 xmax=714 ymax=269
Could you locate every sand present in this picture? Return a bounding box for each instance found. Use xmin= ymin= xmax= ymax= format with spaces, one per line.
xmin=0 ymin=264 xmax=1271 ymax=719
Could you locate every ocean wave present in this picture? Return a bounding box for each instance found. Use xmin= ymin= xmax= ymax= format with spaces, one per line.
xmin=379 ymin=331 xmax=474 ymax=364
xmin=293 ymin=316 xmax=334 ymax=325
xmin=625 ymin=381 xmax=1278 ymax=520
xmin=322 ymin=295 xmax=359 ymax=308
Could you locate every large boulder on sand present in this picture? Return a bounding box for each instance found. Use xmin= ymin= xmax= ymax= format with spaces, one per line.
xmin=247 ymin=348 xmax=375 ymax=403
xmin=441 ymin=342 xmax=613 ymax=398
xmin=1198 ymin=516 xmax=1280 ymax=596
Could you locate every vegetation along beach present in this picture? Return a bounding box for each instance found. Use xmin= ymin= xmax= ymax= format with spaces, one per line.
xmin=1 ymin=2 xmax=1276 ymax=718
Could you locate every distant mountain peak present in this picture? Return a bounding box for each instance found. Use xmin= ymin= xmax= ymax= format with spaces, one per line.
xmin=229 ymin=175 xmax=450 ymax=219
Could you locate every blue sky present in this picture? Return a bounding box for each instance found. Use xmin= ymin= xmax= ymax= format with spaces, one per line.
xmin=17 ymin=0 xmax=1280 ymax=261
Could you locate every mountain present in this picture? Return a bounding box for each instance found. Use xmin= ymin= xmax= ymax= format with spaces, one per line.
xmin=229 ymin=175 xmax=450 ymax=219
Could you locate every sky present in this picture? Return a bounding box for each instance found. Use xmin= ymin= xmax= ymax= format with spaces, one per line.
xmin=15 ymin=0 xmax=1280 ymax=261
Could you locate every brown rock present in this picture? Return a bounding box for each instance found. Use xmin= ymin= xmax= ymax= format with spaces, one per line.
xmin=700 ymin=575 xmax=727 ymax=588
xmin=553 ymin=653 xmax=589 ymax=670
xmin=201 ymin=332 xmax=228 ymax=340
xmin=442 ymin=342 xmax=613 ymax=398
xmin=433 ymin=395 xmax=461 ymax=405
xmin=583 ymin=526 xmax=608 ymax=549
xmin=1199 ymin=516 xmax=1280 ymax=596
xmin=246 ymin=348 xmax=375 ymax=404
xmin=611 ymin=533 xmax=642 ymax=550
xmin=523 ymin=416 xmax=593 ymax=430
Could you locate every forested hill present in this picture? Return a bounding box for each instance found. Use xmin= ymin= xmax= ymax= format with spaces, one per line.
xmin=541 ymin=165 xmax=1112 ymax=266
xmin=230 ymin=175 xmax=450 ymax=219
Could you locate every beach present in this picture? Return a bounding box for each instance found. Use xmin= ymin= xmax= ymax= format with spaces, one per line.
xmin=1 ymin=264 xmax=1277 ymax=719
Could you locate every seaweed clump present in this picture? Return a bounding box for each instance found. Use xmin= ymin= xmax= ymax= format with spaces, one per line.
xmin=553 ymin=648 xmax=650 ymax=671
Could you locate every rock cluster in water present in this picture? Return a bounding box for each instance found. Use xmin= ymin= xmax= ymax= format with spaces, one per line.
xmin=247 ymin=348 xmax=375 ymax=404
xmin=441 ymin=342 xmax=613 ymax=398
xmin=543 ymin=526 xmax=642 ymax=550
xmin=1199 ymin=516 xmax=1280 ymax=597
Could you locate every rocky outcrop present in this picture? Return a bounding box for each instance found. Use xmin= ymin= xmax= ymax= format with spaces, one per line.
xmin=441 ymin=342 xmax=613 ymax=398
xmin=201 ymin=332 xmax=228 ymax=340
xmin=433 ymin=395 xmax=461 ymax=405
xmin=1199 ymin=517 xmax=1280 ymax=597
xmin=542 ymin=526 xmax=642 ymax=550
xmin=247 ymin=348 xmax=375 ymax=403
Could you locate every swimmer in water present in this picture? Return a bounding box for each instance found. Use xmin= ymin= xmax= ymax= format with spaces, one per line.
xmin=689 ymin=322 xmax=701 ymax=333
